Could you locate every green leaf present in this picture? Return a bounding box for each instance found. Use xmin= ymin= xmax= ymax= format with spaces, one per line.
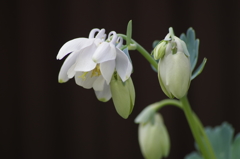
xmin=126 ymin=20 xmax=132 ymax=46
xmin=184 ymin=152 xmax=203 ymax=159
xmin=231 ymin=133 xmax=240 ymax=159
xmin=205 ymin=122 xmax=234 ymax=159
xmin=191 ymin=58 xmax=207 ymax=80
xmin=180 ymin=28 xmax=199 ymax=72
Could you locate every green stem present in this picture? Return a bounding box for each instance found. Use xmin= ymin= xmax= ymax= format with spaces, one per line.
xmin=151 ymin=99 xmax=182 ymax=111
xmin=180 ymin=96 xmax=211 ymax=159
xmin=193 ymin=113 xmax=216 ymax=159
xmin=148 ymin=98 xmax=216 ymax=159
xmin=153 ymin=99 xmax=215 ymax=158
xmin=118 ymin=34 xmax=158 ymax=70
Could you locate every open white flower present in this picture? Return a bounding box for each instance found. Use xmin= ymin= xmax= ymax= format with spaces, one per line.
xmin=57 ymin=29 xmax=132 ymax=102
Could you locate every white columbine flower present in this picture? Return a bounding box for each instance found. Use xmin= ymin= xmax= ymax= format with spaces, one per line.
xmin=57 ymin=29 xmax=132 ymax=102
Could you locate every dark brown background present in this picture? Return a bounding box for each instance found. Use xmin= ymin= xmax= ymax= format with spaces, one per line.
xmin=1 ymin=0 xmax=240 ymax=159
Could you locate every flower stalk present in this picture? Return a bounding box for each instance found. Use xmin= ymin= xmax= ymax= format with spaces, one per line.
xmin=118 ymin=34 xmax=158 ymax=70
xmin=180 ymin=96 xmax=210 ymax=159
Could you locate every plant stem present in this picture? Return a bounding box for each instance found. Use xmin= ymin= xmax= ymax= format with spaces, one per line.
xmin=118 ymin=34 xmax=158 ymax=70
xmin=193 ymin=113 xmax=216 ymax=159
xmin=153 ymin=99 xmax=216 ymax=158
xmin=180 ymin=95 xmax=213 ymax=159
xmin=152 ymin=99 xmax=182 ymax=111
xmin=150 ymin=98 xmax=216 ymax=159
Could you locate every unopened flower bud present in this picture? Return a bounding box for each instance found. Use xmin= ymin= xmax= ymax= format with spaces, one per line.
xmin=158 ymin=36 xmax=191 ymax=99
xmin=153 ymin=41 xmax=168 ymax=60
xmin=138 ymin=113 xmax=170 ymax=159
xmin=110 ymin=73 xmax=135 ymax=119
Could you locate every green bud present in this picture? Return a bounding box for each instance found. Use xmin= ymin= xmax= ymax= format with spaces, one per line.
xmin=158 ymin=36 xmax=191 ymax=99
xmin=110 ymin=73 xmax=135 ymax=119
xmin=138 ymin=113 xmax=170 ymax=159
xmin=153 ymin=41 xmax=168 ymax=60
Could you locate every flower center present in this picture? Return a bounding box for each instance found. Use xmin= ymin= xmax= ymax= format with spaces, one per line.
xmin=91 ymin=64 xmax=101 ymax=77
xmin=79 ymin=64 xmax=101 ymax=80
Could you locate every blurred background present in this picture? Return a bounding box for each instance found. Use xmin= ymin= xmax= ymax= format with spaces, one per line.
xmin=1 ymin=0 xmax=240 ymax=159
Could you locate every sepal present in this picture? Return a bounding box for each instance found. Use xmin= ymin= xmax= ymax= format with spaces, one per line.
xmin=110 ymin=73 xmax=135 ymax=119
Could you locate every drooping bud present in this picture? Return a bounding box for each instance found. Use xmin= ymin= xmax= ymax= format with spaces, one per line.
xmin=138 ymin=113 xmax=170 ymax=159
xmin=110 ymin=73 xmax=135 ymax=119
xmin=157 ymin=34 xmax=191 ymax=99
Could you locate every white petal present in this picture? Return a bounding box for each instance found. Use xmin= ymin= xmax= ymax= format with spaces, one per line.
xmin=92 ymin=42 xmax=116 ymax=63
xmin=74 ymin=44 xmax=97 ymax=72
xmin=57 ymin=38 xmax=90 ymax=59
xmin=67 ymin=63 xmax=76 ymax=78
xmin=58 ymin=50 xmax=81 ymax=83
xmin=93 ymin=76 xmax=105 ymax=91
xmin=74 ymin=71 xmax=98 ymax=89
xmin=88 ymin=29 xmax=100 ymax=38
xmin=100 ymin=60 xmax=115 ymax=85
xmin=95 ymin=29 xmax=106 ymax=39
xmin=94 ymin=82 xmax=112 ymax=102
xmin=94 ymin=38 xmax=102 ymax=46
xmin=115 ymin=48 xmax=133 ymax=82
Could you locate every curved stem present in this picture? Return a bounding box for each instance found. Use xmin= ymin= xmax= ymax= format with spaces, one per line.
xmin=147 ymin=98 xmax=216 ymax=159
xmin=154 ymin=99 xmax=216 ymax=158
xmin=134 ymin=99 xmax=182 ymax=124
xmin=118 ymin=34 xmax=158 ymax=70
xmin=151 ymin=99 xmax=182 ymax=111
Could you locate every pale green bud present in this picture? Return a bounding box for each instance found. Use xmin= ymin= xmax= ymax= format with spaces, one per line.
xmin=158 ymin=36 xmax=191 ymax=99
xmin=153 ymin=41 xmax=168 ymax=60
xmin=110 ymin=73 xmax=135 ymax=119
xmin=139 ymin=113 xmax=170 ymax=159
